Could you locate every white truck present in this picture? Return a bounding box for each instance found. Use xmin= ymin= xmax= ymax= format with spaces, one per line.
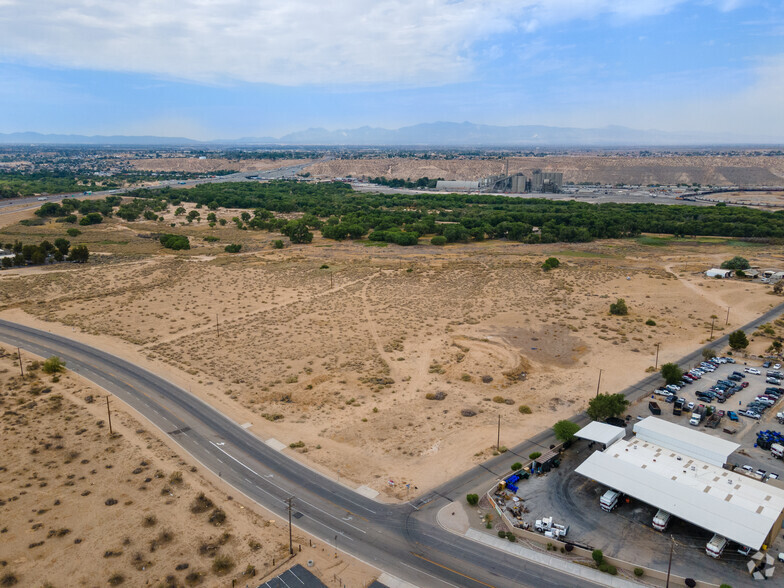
xmin=772 ymin=443 xmax=784 ymax=459
xmin=534 ymin=516 xmax=569 ymax=539
xmin=706 ymin=534 xmax=728 ymax=558
xmin=652 ymin=509 xmax=671 ymax=531
xmin=600 ymin=489 xmax=621 ymax=512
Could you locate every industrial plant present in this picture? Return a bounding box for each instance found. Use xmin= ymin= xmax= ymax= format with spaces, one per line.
xmin=436 ymin=169 xmax=563 ymax=194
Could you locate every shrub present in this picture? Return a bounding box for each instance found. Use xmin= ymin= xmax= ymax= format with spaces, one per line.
xmin=528 ymin=452 xmax=542 ymax=460
xmin=430 ymin=236 xmax=447 ymax=246
xmin=42 ymin=356 xmax=66 ymax=374
xmin=208 ymin=508 xmax=226 ymax=526
xmin=1 ymin=573 xmax=19 ymax=587
xmin=592 ymin=549 xmax=604 ymax=566
xmin=518 ymin=405 xmax=532 ymax=414
xmin=212 ymin=555 xmax=234 ymax=575
xmin=142 ymin=515 xmax=157 ymax=528
xmin=190 ymin=493 xmax=214 ymax=514
xmin=719 ymin=584 xmax=732 ymax=588
xmin=108 ymin=573 xmax=125 ymax=586
xmin=607 ymin=565 xmax=617 ymax=576
xmin=273 ymin=240 xmax=284 ymax=249
xmin=203 ymin=236 xmax=219 ymax=242
xmin=66 ymin=228 xmax=81 ymax=237
xmin=609 ymin=298 xmax=628 ymax=315
xmin=645 ymin=319 xmax=656 ymax=326
xmin=492 ymin=396 xmax=505 ymax=403
xmin=720 ymin=256 xmax=749 ymax=270
xmin=634 ymin=568 xmax=644 ymax=577
xmin=506 ymin=532 xmax=516 ymax=542
xmin=159 ymin=234 xmax=190 ymax=250
xmin=510 ymin=462 xmax=522 ymax=471
xmin=498 ymin=530 xmax=506 ymax=538
xmin=541 ymin=257 xmax=560 ymax=271
xmin=598 ymin=563 xmax=609 ymax=573
xmin=169 ymin=471 xmax=183 ymax=484
xmin=224 ymin=244 xmax=242 ymax=253
xmin=466 ymin=493 xmax=479 ymax=506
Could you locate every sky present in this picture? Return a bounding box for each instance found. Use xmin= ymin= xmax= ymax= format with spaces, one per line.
xmin=0 ymin=0 xmax=782 ymax=141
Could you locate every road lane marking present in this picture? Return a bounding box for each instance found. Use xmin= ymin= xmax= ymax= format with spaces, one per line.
xmin=407 ymin=554 xmax=490 ymax=588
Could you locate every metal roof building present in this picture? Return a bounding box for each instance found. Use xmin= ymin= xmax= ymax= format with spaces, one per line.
xmin=706 ymin=268 xmax=732 ymax=278
xmin=575 ymin=421 xmax=626 ymax=448
xmin=575 ymin=423 xmax=784 ymax=549
xmin=633 ymin=417 xmax=739 ymax=468
xmin=435 ymin=180 xmax=480 ymax=191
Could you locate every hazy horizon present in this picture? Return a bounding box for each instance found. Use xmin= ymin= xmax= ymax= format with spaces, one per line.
xmin=1 ymin=1 xmax=783 ymax=142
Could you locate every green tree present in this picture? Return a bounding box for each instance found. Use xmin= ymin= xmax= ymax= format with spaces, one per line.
xmin=466 ymin=493 xmax=479 ymax=506
xmin=159 ymin=234 xmax=190 ymax=250
xmin=701 ymin=347 xmax=717 ymax=360
xmin=54 ymin=238 xmax=70 ymax=256
xmin=541 ymin=257 xmax=560 ymax=271
xmin=552 ymin=420 xmax=580 ymax=443
xmin=272 ymin=240 xmax=284 ymax=249
xmin=587 ymin=393 xmax=629 ymax=421
xmin=592 ymin=549 xmax=604 ymax=566
xmin=728 ymin=329 xmax=749 ymax=351
xmin=660 ymin=362 xmax=683 ymax=384
xmin=430 ymin=235 xmax=447 ymax=246
xmin=224 ymin=244 xmax=242 ymax=253
xmin=720 ymin=256 xmax=750 ymax=270
xmin=283 ymin=220 xmax=313 ymax=244
xmin=609 ymin=298 xmax=628 ymax=316
xmin=68 ymin=244 xmax=89 ymax=263
xmin=174 ymin=206 xmax=186 ymax=216
xmin=42 ymin=356 xmax=66 ymax=374
xmin=66 ymin=228 xmax=81 ymax=237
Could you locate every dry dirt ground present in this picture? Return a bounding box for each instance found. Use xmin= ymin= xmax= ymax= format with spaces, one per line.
xmin=307 ymin=155 xmax=784 ymax=187
xmin=126 ymin=159 xmax=312 ymax=174
xmin=0 ymin=352 xmax=375 ymax=588
xmin=711 ymin=190 xmax=784 ymax=209
xmin=2 ymin=208 xmax=783 ymax=501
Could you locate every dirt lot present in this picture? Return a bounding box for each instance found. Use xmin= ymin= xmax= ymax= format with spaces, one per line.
xmin=0 ymin=351 xmax=376 ymax=587
xmin=2 ymin=206 xmax=784 ymax=500
xmin=307 ymin=155 xmax=784 ymax=187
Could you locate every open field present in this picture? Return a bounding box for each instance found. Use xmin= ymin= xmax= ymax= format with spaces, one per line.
xmin=0 ymin=351 xmax=375 ymax=587
xmin=307 ymin=155 xmax=784 ymax=187
xmin=2 ymin=206 xmax=784 ymax=500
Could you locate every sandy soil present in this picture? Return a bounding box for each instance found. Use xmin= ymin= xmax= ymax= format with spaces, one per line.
xmin=0 ymin=351 xmax=376 ymax=587
xmin=126 ymin=159 xmax=313 ymax=174
xmin=2 ymin=209 xmax=784 ymax=501
xmin=307 ymin=155 xmax=784 ymax=187
xmin=711 ymin=190 xmax=784 ymax=210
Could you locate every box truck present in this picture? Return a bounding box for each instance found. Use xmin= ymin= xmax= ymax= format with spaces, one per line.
xmin=600 ymin=489 xmax=621 ymax=512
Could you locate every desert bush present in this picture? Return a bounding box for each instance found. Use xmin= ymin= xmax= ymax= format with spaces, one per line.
xmin=190 ymin=493 xmax=213 ymax=514
xmin=248 ymin=539 xmax=261 ymax=551
xmin=224 ymin=244 xmax=242 ymax=253
xmin=518 ymin=405 xmax=532 ymax=414
xmin=528 ymin=452 xmax=542 ymax=460
xmin=273 ymin=240 xmax=284 ymax=249
xmin=157 ymin=529 xmax=174 ymax=544
xmin=41 ymin=356 xmax=66 ymax=374
xmin=645 ymin=319 xmax=656 ymax=326
xmin=609 ymin=298 xmax=628 ymax=316
xmin=1 ymin=573 xmax=19 ymax=587
xmin=289 ymin=441 xmax=305 ymax=449
xmin=425 ymin=391 xmax=447 ymax=400
xmin=541 ymin=257 xmax=560 ymax=271
xmin=184 ymin=571 xmax=204 ymax=586
xmin=212 ymin=555 xmax=234 ymax=575
xmin=107 ymin=573 xmax=124 ymax=586
xmin=142 ymin=515 xmax=157 ymax=528
xmin=466 ymin=493 xmax=479 ymax=506
xmin=169 ymin=471 xmax=183 ymax=484
xmin=492 ymin=396 xmax=506 ymax=403
xmin=460 ymin=408 xmax=477 ymax=417
xmin=208 ymin=509 xmax=226 ymax=526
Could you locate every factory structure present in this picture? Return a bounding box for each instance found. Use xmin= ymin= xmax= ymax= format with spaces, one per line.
xmin=436 ymin=168 xmax=563 ymax=194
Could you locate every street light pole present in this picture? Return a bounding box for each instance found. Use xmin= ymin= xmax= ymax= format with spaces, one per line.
xmin=287 ymin=497 xmax=294 ymax=555
xmin=17 ymin=347 xmax=24 ymax=378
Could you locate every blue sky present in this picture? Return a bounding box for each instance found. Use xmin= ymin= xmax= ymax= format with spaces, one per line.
xmin=0 ymin=0 xmax=782 ymax=140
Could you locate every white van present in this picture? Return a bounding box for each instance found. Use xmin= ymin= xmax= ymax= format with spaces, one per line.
xmin=652 ymin=509 xmax=671 ymax=531
xmin=706 ymin=534 xmax=728 ymax=558
xmin=772 ymin=443 xmax=784 ymax=459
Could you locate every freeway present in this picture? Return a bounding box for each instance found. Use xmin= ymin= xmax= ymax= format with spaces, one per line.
xmin=0 ymin=319 xmax=602 ymax=588
xmin=1 ymin=302 xmax=782 ymax=586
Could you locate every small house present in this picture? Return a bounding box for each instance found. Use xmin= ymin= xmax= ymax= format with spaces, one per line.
xmin=705 ymin=268 xmax=732 ymax=279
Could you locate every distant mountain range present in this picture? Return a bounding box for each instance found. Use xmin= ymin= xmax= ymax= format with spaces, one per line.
xmin=0 ymin=123 xmax=778 ymax=146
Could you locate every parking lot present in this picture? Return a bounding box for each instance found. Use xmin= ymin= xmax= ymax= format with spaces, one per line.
xmin=642 ymin=356 xmax=784 ymax=479
xmin=494 ymin=356 xmax=784 ymax=587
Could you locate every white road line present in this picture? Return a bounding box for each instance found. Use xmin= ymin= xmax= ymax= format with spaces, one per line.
xmin=209 ymin=441 xmax=366 ymax=534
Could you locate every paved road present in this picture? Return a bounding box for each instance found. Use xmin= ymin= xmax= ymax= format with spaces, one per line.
xmin=0 ymin=320 xmax=605 ymax=588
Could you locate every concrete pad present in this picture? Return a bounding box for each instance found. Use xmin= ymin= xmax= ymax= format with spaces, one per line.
xmin=265 ymin=437 xmax=287 ymax=451
xmin=376 ymin=572 xmax=419 ymax=588
xmin=241 ymin=422 xmax=252 ymax=429
xmin=436 ymin=501 xmax=470 ymax=534
xmin=356 ymin=485 xmax=379 ymax=499
xmin=465 ymin=529 xmax=643 ymax=588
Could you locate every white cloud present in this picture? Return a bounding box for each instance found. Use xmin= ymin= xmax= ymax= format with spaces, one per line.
xmin=0 ymin=0 xmax=720 ymax=86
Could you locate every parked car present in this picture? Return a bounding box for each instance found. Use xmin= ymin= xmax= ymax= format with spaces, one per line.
xmin=741 ymin=381 xmax=750 ymax=388
xmin=725 ymin=357 xmax=736 ymax=364
xmin=767 ymin=377 xmax=781 ymax=385
xmin=728 ymin=411 xmax=739 ymax=421
xmin=687 ymin=402 xmax=696 ymax=410
xmin=739 ymin=410 xmax=761 ymax=420
xmin=746 ymin=368 xmax=761 ymax=375
xmin=731 ymin=371 xmax=745 ymax=378
xmin=763 ymin=361 xmax=771 ymax=368
xmin=775 ymin=363 xmax=782 ymax=370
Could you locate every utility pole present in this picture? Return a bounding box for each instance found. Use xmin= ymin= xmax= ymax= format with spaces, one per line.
xmin=287 ymin=497 xmax=294 ymax=555
xmin=496 ymin=414 xmax=501 ymax=452
xmin=106 ymin=396 xmax=113 ymax=436
xmin=654 ymin=343 xmax=661 ymax=370
xmin=709 ymin=317 xmax=716 ymax=340
xmin=17 ymin=347 xmax=24 ymax=378
xmin=595 ymin=369 xmax=603 ymax=397
xmin=330 ymin=272 xmax=333 ymax=289
xmin=726 ymin=307 xmax=730 ymax=326
xmin=216 ymin=314 xmax=220 ymax=338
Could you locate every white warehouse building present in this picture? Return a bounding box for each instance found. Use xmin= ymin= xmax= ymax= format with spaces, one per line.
xmin=575 ymin=417 xmax=784 ymax=550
